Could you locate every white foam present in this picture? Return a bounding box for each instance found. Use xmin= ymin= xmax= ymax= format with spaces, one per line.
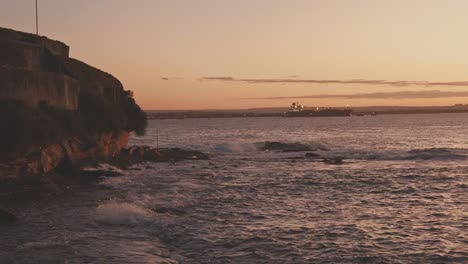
xmin=95 ymin=202 xmax=155 ymax=226
xmin=212 ymin=142 xmax=258 ymax=152
xmin=17 ymin=240 xmax=69 ymax=250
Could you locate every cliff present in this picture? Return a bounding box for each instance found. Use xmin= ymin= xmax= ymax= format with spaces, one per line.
xmin=0 ymin=27 xmax=147 ymax=178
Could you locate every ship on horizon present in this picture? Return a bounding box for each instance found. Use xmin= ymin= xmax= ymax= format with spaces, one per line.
xmin=284 ymin=102 xmax=353 ymax=117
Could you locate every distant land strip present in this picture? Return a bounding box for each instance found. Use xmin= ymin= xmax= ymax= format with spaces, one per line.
xmin=146 ymin=105 xmax=468 ymax=120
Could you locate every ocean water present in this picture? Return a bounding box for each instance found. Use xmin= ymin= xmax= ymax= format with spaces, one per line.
xmin=1 ymin=114 xmax=468 ymax=263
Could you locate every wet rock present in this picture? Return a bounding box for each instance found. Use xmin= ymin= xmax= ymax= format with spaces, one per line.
xmin=0 ymin=209 xmax=17 ymax=224
xmin=262 ymin=141 xmax=313 ymax=152
xmin=323 ymin=157 xmax=344 ymax=165
xmin=305 ymin=152 xmax=321 ymax=158
xmin=80 ymin=169 xmax=124 ymax=178
xmin=110 ymin=146 xmax=211 ymax=169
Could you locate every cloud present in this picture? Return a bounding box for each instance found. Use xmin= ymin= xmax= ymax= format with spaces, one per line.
xmin=161 ymin=77 xmax=184 ymax=81
xmin=200 ymin=77 xmax=235 ymax=81
xmin=243 ymin=90 xmax=468 ymax=100
xmin=199 ymin=77 xmax=468 ymax=87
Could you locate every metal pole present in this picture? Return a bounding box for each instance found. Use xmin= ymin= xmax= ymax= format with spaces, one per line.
xmin=35 ymin=0 xmax=39 ymax=35
xmin=156 ymin=130 xmax=159 ymax=150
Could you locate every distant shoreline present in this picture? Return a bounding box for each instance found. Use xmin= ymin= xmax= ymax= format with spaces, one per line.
xmin=147 ymin=107 xmax=468 ymax=120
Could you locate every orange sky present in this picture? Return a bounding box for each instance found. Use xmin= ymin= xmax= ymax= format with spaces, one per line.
xmin=2 ymin=0 xmax=468 ymax=110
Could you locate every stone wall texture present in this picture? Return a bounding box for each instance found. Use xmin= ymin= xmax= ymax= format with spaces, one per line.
xmin=0 ymin=39 xmax=43 ymax=70
xmin=0 ymin=28 xmax=77 ymax=110
xmin=0 ymin=27 xmax=126 ymax=111
xmin=0 ymin=69 xmax=79 ymax=110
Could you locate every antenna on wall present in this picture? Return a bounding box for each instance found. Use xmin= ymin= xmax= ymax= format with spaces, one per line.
xmin=35 ymin=0 xmax=39 ymax=35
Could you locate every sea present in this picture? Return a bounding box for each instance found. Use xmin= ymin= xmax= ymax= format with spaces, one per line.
xmin=1 ymin=114 xmax=467 ymax=263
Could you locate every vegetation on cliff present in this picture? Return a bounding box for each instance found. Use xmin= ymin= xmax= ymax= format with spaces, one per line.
xmin=78 ymin=91 xmax=147 ymax=136
xmin=0 ymin=94 xmax=147 ymax=157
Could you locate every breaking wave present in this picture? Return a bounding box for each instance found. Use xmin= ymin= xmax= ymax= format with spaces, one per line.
xmin=212 ymin=142 xmax=259 ymax=152
xmin=336 ymin=147 xmax=468 ymax=161
xmin=405 ymin=148 xmax=468 ymax=160
xmin=202 ymin=141 xmax=329 ymax=153
xmin=95 ymin=202 xmax=155 ymax=226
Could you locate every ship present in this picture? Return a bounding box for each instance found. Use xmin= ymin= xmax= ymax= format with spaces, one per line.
xmin=284 ymin=102 xmax=353 ymax=117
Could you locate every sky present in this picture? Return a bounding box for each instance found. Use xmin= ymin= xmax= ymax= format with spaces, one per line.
xmin=2 ymin=0 xmax=468 ymax=110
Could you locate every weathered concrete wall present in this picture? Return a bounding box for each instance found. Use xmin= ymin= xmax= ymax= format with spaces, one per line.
xmin=62 ymin=58 xmax=123 ymax=103
xmin=0 ymin=27 xmax=124 ymax=110
xmin=0 ymin=39 xmax=43 ymax=70
xmin=41 ymin=39 xmax=69 ymax=57
xmin=0 ymin=69 xmax=79 ymax=110
xmin=0 ymin=27 xmax=69 ymax=58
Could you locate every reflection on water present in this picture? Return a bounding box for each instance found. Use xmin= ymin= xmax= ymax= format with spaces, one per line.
xmin=1 ymin=114 xmax=468 ymax=263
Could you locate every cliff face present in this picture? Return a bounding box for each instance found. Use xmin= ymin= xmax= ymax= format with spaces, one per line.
xmin=0 ymin=27 xmax=147 ymax=178
xmin=0 ymin=131 xmax=129 ymax=177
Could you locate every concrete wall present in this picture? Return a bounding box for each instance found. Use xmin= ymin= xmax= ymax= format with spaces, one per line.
xmin=41 ymin=39 xmax=69 ymax=57
xmin=0 ymin=28 xmax=77 ymax=110
xmin=0 ymin=39 xmax=43 ymax=70
xmin=0 ymin=69 xmax=79 ymax=110
xmin=0 ymin=27 xmax=69 ymax=58
xmin=0 ymin=27 xmax=124 ymax=110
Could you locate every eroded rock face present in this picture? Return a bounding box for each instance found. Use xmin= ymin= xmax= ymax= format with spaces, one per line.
xmin=40 ymin=144 xmax=65 ymax=174
xmin=0 ymin=131 xmax=129 ymax=177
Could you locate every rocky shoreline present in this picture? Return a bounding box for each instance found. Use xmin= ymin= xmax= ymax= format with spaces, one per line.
xmin=1 ymin=145 xmax=210 ymax=181
xmin=0 ymin=145 xmax=211 ymax=224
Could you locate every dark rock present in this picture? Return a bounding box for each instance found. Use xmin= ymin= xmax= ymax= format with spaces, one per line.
xmin=262 ymin=141 xmax=313 ymax=152
xmin=305 ymin=152 xmax=321 ymax=158
xmin=282 ymin=147 xmax=314 ymax=152
xmin=0 ymin=209 xmax=17 ymax=224
xmin=323 ymin=157 xmax=344 ymax=165
xmin=109 ymin=146 xmax=211 ymax=169
xmin=80 ymin=169 xmax=124 ymax=178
